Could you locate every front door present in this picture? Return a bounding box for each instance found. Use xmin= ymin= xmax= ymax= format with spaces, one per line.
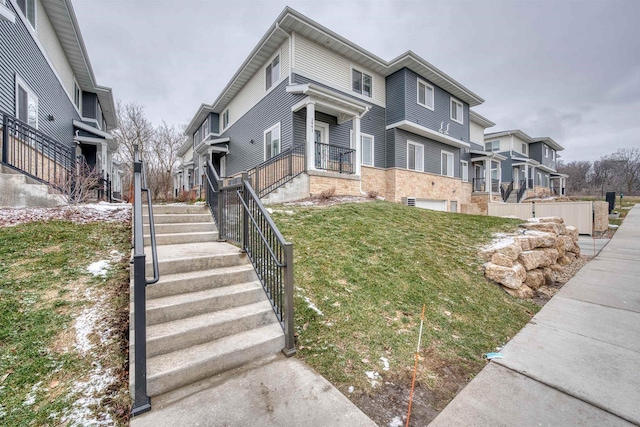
xmin=211 ymin=153 xmax=222 ymax=177
xmin=513 ymin=167 xmax=519 ymax=188
xmin=314 ymin=122 xmax=329 ymax=169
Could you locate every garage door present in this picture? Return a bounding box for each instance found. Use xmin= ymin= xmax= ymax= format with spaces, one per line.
xmin=415 ymin=199 xmax=447 ymax=212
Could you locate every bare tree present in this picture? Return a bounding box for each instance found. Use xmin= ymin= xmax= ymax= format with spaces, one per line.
xmin=557 ymin=160 xmax=592 ymax=194
xmin=51 ymin=161 xmax=103 ymax=205
xmin=609 ymin=147 xmax=640 ymax=195
xmin=147 ymin=122 xmax=187 ymax=201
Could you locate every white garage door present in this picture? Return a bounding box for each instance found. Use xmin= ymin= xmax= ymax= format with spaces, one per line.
xmin=415 ymin=199 xmax=447 ymax=212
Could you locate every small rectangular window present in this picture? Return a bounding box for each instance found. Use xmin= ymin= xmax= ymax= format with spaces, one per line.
xmin=73 ymin=81 xmax=81 ymax=111
xmin=485 ymin=140 xmax=500 ymax=152
xmin=352 ymin=68 xmax=372 ymax=98
xmin=461 ymin=160 xmax=468 ymax=182
xmin=407 ymin=141 xmax=424 ymax=172
xmin=417 ymin=79 xmax=434 ymax=110
xmin=264 ymin=122 xmax=281 ymax=160
xmin=441 ymin=151 xmax=454 ymax=177
xmin=265 ymin=54 xmax=280 ymax=90
xmin=450 ymin=98 xmax=463 ymax=124
xmin=15 ymin=76 xmax=38 ymax=129
xmin=544 ymin=145 xmax=549 ymax=157
xmin=361 ymin=134 xmax=374 ymax=166
xmin=17 ymin=0 xmax=35 ymax=29
xmin=222 ymin=109 xmax=229 ymax=130
xmin=521 ymin=143 xmax=527 ymax=155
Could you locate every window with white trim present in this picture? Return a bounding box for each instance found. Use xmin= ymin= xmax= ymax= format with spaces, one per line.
xmin=17 ymin=0 xmax=35 ymax=29
xmin=552 ymin=149 xmax=556 ymax=160
xmin=521 ymin=143 xmax=527 ymax=155
xmin=352 ymin=68 xmax=372 ymax=98
xmin=417 ymin=79 xmax=434 ymax=110
xmin=73 ymin=81 xmax=81 ymax=111
xmin=485 ymin=140 xmax=500 ymax=152
xmin=15 ymin=75 xmax=38 ymax=128
xmin=407 ymin=141 xmax=424 ymax=172
xmin=361 ymin=134 xmax=374 ymax=166
xmin=461 ymin=160 xmax=468 ymax=182
xmin=265 ymin=54 xmax=280 ymax=90
xmin=441 ymin=151 xmax=454 ymax=177
xmin=544 ymin=144 xmax=549 ymax=157
xmin=491 ymin=162 xmax=499 ymax=180
xmin=537 ymin=172 xmax=542 ymax=185
xmin=222 ymin=109 xmax=229 ymax=130
xmin=264 ymin=122 xmax=281 ymax=160
xmin=450 ymin=98 xmax=463 ymax=124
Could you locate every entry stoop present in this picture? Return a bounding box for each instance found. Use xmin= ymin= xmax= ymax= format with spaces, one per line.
xmin=134 ymin=203 xmax=285 ymax=401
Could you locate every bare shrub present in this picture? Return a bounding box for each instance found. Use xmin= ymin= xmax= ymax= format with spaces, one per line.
xmin=367 ymin=190 xmax=379 ymax=199
xmin=319 ymin=186 xmax=336 ymax=200
xmin=50 ymin=162 xmax=103 ymax=205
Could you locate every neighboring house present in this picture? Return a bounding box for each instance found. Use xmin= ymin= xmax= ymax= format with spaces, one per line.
xmin=0 ymin=0 xmax=119 ymax=202
xmin=181 ymin=7 xmax=486 ymax=213
xmin=483 ymin=130 xmax=567 ymax=201
xmin=173 ymin=135 xmax=196 ymax=197
xmin=468 ymin=110 xmax=505 ymax=204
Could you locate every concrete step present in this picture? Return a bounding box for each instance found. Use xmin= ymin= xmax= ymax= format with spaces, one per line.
xmin=146 ymin=281 xmax=265 ymax=325
xmin=147 ymin=322 xmax=284 ymax=396
xmin=149 ymin=252 xmax=247 ymax=276
xmin=145 ymin=222 xmax=216 ymax=235
xmin=144 ymin=231 xmax=219 ymax=246
xmin=151 ymin=204 xmax=209 ymax=215
xmin=147 ymin=264 xmax=256 ymax=299
xmin=146 ymin=213 xmax=213 ymax=224
xmin=147 ymin=301 xmax=276 ymax=358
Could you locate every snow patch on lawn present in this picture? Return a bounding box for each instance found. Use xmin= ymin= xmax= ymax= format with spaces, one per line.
xmin=380 ymin=357 xmax=390 ymax=371
xmin=0 ymin=203 xmax=131 ymax=227
xmin=22 ymin=382 xmax=42 ymax=406
xmin=87 ymin=260 xmax=110 ymax=277
xmin=389 ymin=416 xmax=404 ymax=427
xmin=61 ymin=363 xmax=117 ymax=427
xmin=74 ymin=289 xmax=112 ymax=355
xmin=304 ymin=297 xmax=324 ymax=316
xmin=365 ymin=371 xmax=381 ymax=387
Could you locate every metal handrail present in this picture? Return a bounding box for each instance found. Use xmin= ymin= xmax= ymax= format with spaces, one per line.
xmin=248 ymin=142 xmax=306 ymax=198
xmin=501 ymin=181 xmax=514 ymax=202
xmin=516 ymin=180 xmax=527 ymax=203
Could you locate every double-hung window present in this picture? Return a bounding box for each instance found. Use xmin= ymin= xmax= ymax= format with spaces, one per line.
xmin=15 ymin=76 xmax=38 ymax=128
xmin=16 ymin=0 xmax=35 ymax=29
xmin=461 ymin=160 xmax=469 ymax=182
xmin=544 ymin=144 xmax=549 ymax=157
xmin=485 ymin=140 xmax=500 ymax=152
xmin=73 ymin=81 xmax=81 ymax=112
xmin=450 ymin=97 xmax=463 ymax=124
xmin=417 ymin=79 xmax=434 ymax=110
xmin=222 ymin=109 xmax=229 ymax=130
xmin=352 ymin=68 xmax=372 ymax=98
xmin=521 ymin=143 xmax=527 ymax=156
xmin=361 ymin=134 xmax=374 ymax=166
xmin=264 ymin=122 xmax=281 ymax=160
xmin=441 ymin=151 xmax=454 ymax=177
xmin=407 ymin=141 xmax=424 ymax=172
xmin=265 ymin=55 xmax=280 ymax=90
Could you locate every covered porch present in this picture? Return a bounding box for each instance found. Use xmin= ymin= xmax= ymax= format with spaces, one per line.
xmin=511 ymin=158 xmax=541 ymax=190
xmin=550 ymin=173 xmax=568 ymax=196
xmin=470 ymin=150 xmax=505 ymax=198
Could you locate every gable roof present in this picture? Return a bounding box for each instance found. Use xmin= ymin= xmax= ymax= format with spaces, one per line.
xmin=532 ymin=137 xmax=564 ymax=151
xmin=201 ymin=6 xmax=483 ymax=125
xmin=485 ymin=129 xmax=535 ymax=143
xmin=470 ymin=110 xmax=495 ymax=128
xmin=40 ymin=0 xmax=117 ymax=129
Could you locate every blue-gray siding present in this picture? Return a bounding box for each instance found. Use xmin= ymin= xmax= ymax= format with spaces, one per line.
xmin=391 ymin=128 xmax=461 ymax=177
xmin=385 ymin=70 xmax=405 ymax=125
xmin=0 ymin=3 xmax=80 ymax=147
xmin=529 ymin=142 xmax=557 ymax=169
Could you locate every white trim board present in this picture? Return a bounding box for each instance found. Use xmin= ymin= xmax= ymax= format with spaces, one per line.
xmin=291 ymin=68 xmax=385 ymax=108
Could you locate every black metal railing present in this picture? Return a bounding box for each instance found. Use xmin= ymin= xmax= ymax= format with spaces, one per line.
xmin=205 ymin=162 xmax=295 ymax=355
xmin=248 ymin=143 xmax=306 ymax=198
xmin=131 ymin=145 xmax=159 ymax=417
xmin=492 ymin=179 xmax=500 ymax=194
xmin=472 ymin=177 xmax=486 ymax=192
xmin=1 ymin=111 xmax=75 ymax=187
xmin=528 ymin=178 xmax=534 ymax=189
xmin=501 ymin=181 xmax=514 ymax=202
xmin=516 ymin=180 xmax=527 ymax=203
xmin=551 ymin=187 xmax=566 ymax=196
xmin=314 ymin=142 xmax=355 ymax=174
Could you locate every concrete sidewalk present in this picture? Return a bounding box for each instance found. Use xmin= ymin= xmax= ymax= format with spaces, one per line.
xmin=132 ymin=355 xmax=376 ymax=427
xmin=431 ymin=206 xmax=640 ymax=427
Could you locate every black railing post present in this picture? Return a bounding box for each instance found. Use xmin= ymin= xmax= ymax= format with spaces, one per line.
xmin=241 ymin=172 xmax=249 ymax=252
xmin=282 ymin=242 xmax=295 ymax=356
xmin=217 ymin=178 xmax=224 ymax=241
xmin=2 ymin=114 xmax=8 ymax=164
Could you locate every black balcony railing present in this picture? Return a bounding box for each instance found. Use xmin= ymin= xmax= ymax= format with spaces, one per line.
xmin=492 ymin=179 xmax=500 ymax=194
xmin=551 ymin=187 xmax=566 ymax=196
xmin=528 ymin=178 xmax=534 ymax=189
xmin=248 ymin=143 xmax=306 ymax=198
xmin=315 ymin=142 xmax=355 ymax=174
xmin=1 ymin=111 xmax=75 ymax=187
xmin=473 ymin=177 xmax=486 ymax=192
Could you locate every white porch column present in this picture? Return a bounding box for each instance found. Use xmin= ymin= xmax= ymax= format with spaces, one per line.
xmin=306 ymin=102 xmax=316 ymax=171
xmin=524 ymin=164 xmax=529 ymax=186
xmin=101 ymin=142 xmax=108 ymax=180
xmin=531 ymin=166 xmax=537 ymax=187
xmin=353 ymin=115 xmax=361 ymax=176
xmin=484 ymin=159 xmax=491 ymax=197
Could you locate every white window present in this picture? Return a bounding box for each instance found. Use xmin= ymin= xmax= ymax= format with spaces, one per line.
xmin=441 ymin=151 xmax=454 ymax=177
xmin=352 ymin=68 xmax=372 ymax=98
xmin=222 ymin=109 xmax=229 ymax=130
xmin=485 ymin=140 xmax=500 ymax=152
xmin=544 ymin=144 xmax=549 ymax=157
xmin=17 ymin=0 xmax=35 ymax=29
xmin=361 ymin=133 xmax=374 ymax=166
xmin=407 ymin=141 xmax=424 ymax=172
xmin=450 ymin=97 xmax=463 ymax=124
xmin=417 ymin=78 xmax=434 ymax=110
xmin=537 ymin=172 xmax=542 ymax=185
xmin=73 ymin=80 xmax=81 ymax=112
xmin=265 ymin=54 xmax=280 ymax=90
xmin=15 ymin=75 xmax=38 ymax=128
xmin=545 ymin=175 xmax=549 ymax=187
xmin=264 ymin=122 xmax=281 ymax=160
xmin=461 ymin=160 xmax=468 ymax=182
xmin=552 ymin=150 xmax=556 ymax=160
xmin=491 ymin=162 xmax=499 ymax=180
xmin=521 ymin=143 xmax=527 ymax=155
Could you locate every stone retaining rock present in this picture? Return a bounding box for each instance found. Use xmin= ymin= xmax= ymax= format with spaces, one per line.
xmin=525 ymin=269 xmax=546 ymax=290
xmin=484 ymin=262 xmax=527 ymax=289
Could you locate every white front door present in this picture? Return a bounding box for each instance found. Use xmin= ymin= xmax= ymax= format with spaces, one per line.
xmin=314 ymin=122 xmax=329 ymax=169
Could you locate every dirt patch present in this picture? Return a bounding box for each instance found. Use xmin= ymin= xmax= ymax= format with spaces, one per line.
xmin=283 ymin=195 xmax=376 ymax=208
xmin=532 ymin=255 xmax=590 ymax=306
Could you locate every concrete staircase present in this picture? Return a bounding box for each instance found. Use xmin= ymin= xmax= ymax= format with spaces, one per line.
xmin=138 ymin=204 xmax=284 ymax=398
xmin=0 ymin=165 xmax=66 ymax=207
xmin=261 ymin=173 xmax=310 ymax=205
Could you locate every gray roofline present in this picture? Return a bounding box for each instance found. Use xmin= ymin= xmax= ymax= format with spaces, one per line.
xmin=185 ymin=104 xmax=215 ymax=136
xmin=532 ymin=137 xmax=565 ymax=151
xmin=485 ymin=129 xmax=535 ymax=143
xmin=469 ymin=110 xmax=495 ymax=128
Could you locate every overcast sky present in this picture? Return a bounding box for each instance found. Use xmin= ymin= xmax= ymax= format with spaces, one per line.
xmin=71 ymin=0 xmax=640 ymax=163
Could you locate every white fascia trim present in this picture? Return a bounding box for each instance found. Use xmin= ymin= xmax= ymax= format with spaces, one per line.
xmin=185 ymin=104 xmax=215 ymax=136
xmin=469 ymin=110 xmax=495 ymax=128
xmin=291 ymin=69 xmax=385 ymax=108
xmin=485 ymin=130 xmax=535 ymax=143
xmin=177 ymin=138 xmax=193 ymax=156
xmin=73 ymin=120 xmax=112 ymax=139
xmin=535 ymin=164 xmax=557 ymax=173
xmin=511 ymin=156 xmax=540 ymax=165
xmin=194 ymin=137 xmax=231 ymax=155
xmin=75 ymin=135 xmax=105 ymax=145
xmin=386 ymin=120 xmax=470 ymax=149
xmin=287 ymin=83 xmax=371 ymax=112
xmin=550 ymin=173 xmax=569 ymax=178
xmin=0 ymin=1 xmax=15 ymax=23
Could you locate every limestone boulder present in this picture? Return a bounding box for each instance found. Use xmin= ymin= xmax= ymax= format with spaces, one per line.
xmin=558 ymin=255 xmax=571 ymax=266
xmin=542 ymin=248 xmax=559 ymax=265
xmin=525 ymin=269 xmax=546 ymax=290
xmin=495 ymin=243 xmax=522 ymax=262
xmin=534 ymin=216 xmax=564 ymax=224
xmin=515 ymin=231 xmax=556 ymax=250
xmin=542 ymin=267 xmax=554 ymax=284
xmin=565 ymin=226 xmax=579 ymax=242
xmin=478 ymin=238 xmax=521 ymax=262
xmin=504 ymin=284 xmax=535 ymax=299
xmin=556 ymin=238 xmax=566 ymax=257
xmin=518 ymin=250 xmax=552 ymax=271
xmin=571 ymin=244 xmax=581 ymax=257
xmin=485 ymin=262 xmax=526 ymax=289
xmin=522 ymin=222 xmax=564 ymax=236
xmin=558 ymin=235 xmax=575 ymax=253
xmin=491 ymin=252 xmax=514 ymax=267
xmin=566 ymin=252 xmax=577 ymax=263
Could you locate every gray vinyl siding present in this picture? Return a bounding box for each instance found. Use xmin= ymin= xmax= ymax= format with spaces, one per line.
xmin=209 ymin=112 xmax=219 ymax=134
xmin=469 ymin=141 xmax=484 ymax=151
xmin=0 ymin=2 xmax=80 ymax=147
xmin=82 ymin=92 xmax=97 ymax=119
xmin=501 ymin=157 xmax=514 ymax=183
xmin=529 ymin=142 xmax=556 ymax=169
xmin=385 ymin=129 xmax=396 ymax=168
xmin=385 ymin=70 xmax=405 ymax=125
xmin=535 ymin=170 xmax=550 ymax=187
xmin=292 ymin=73 xmax=387 ymax=169
xmin=393 ymin=129 xmax=461 ymax=177
xmin=220 ymin=79 xmax=304 ymax=175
